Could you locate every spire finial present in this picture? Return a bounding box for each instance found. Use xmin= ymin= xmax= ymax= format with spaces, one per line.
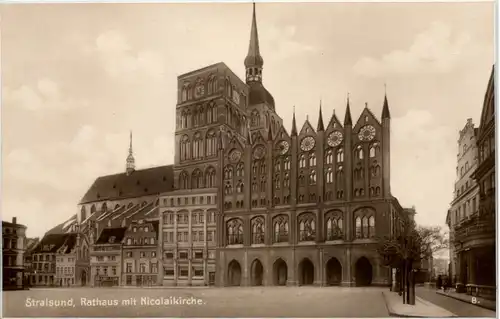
xmin=384 ymin=82 xmax=387 ymax=95
xmin=126 ymin=130 xmax=135 ymax=175
xmin=317 ymin=100 xmax=324 ymax=131
xmin=244 ymin=2 xmax=263 ymax=83
xmin=291 ymin=106 xmax=297 ymax=136
xmin=365 ymin=102 xmax=368 ymax=109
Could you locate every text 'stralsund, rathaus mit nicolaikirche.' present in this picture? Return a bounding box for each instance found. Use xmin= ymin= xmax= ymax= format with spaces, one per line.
xmin=30 ymin=4 xmax=410 ymax=288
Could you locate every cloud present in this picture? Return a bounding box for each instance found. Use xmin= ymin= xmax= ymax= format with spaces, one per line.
xmin=391 ymin=109 xmax=457 ymax=227
xmin=263 ymin=24 xmax=317 ymax=61
xmin=353 ymin=21 xmax=473 ymax=77
xmin=3 ymin=78 xmax=88 ymax=111
xmin=91 ymin=30 xmax=165 ymax=79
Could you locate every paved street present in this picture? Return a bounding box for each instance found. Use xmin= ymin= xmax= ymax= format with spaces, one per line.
xmin=416 ymin=287 xmax=496 ymax=318
xmin=3 ymin=286 xmax=389 ymax=318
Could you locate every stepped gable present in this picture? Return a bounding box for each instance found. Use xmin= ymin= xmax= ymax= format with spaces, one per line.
xmin=95 ymin=227 xmax=127 ymax=244
xmin=80 ymin=165 xmax=174 ymax=204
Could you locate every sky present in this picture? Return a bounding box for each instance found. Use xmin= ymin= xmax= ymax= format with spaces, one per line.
xmin=1 ymin=2 xmax=495 ymax=239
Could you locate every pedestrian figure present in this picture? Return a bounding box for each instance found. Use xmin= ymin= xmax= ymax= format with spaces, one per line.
xmin=436 ymin=275 xmax=442 ymax=290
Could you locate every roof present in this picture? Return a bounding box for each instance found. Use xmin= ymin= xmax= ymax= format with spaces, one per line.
xmin=2 ymin=221 xmax=26 ymax=228
xmin=45 ymin=215 xmax=77 ymax=235
xmin=32 ymin=234 xmax=73 ymax=253
xmin=58 ymin=233 xmax=77 ymax=254
xmin=80 ymin=165 xmax=174 ymax=204
xmin=248 ymin=82 xmax=275 ymax=109
xmin=95 ymin=227 xmax=127 ymax=245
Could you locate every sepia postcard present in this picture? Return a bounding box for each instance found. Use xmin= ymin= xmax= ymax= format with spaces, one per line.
xmin=1 ymin=1 xmax=497 ymax=318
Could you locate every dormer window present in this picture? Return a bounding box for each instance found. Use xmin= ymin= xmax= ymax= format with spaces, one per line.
xmin=109 ymin=236 xmax=116 ymax=244
xmin=144 ymin=227 xmax=149 ymax=232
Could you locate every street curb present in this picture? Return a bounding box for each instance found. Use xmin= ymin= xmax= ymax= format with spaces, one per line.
xmin=382 ymin=292 xmax=456 ymax=318
xmin=435 ymin=291 xmax=496 ymax=312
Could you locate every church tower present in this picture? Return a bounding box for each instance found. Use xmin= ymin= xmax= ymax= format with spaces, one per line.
xmin=126 ymin=131 xmax=135 ymax=175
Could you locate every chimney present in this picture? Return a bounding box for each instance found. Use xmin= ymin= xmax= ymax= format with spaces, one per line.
xmin=12 ymin=217 xmax=17 ymax=224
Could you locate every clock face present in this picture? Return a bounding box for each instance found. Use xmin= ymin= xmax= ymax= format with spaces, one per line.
xmin=277 ymin=140 xmax=290 ymax=155
xmin=229 ymin=149 xmax=242 ymax=163
xmin=327 ymin=131 xmax=343 ymax=147
xmin=195 ymin=84 xmax=205 ymax=98
xmin=253 ymin=146 xmax=265 ymax=159
xmin=358 ymin=125 xmax=376 ymax=141
xmin=300 ymin=136 xmax=316 ymax=151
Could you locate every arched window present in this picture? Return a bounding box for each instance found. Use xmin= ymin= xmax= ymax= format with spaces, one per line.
xmin=309 ymin=153 xmax=316 ymax=167
xmin=283 ymin=173 xmax=290 ymax=188
xmin=326 ymin=150 xmax=334 ymax=164
xmin=251 ymin=216 xmax=265 ymax=244
xmin=356 ymin=145 xmax=364 ymax=160
xmin=369 ymin=216 xmax=375 ymax=238
xmin=224 ymin=165 xmax=233 ymax=180
xmin=260 ymin=176 xmax=266 ymax=192
xmin=362 ymin=216 xmax=369 ymax=238
xmin=274 ymin=174 xmax=281 ymax=190
xmin=298 ymin=213 xmax=316 ymax=241
xmin=369 ymin=142 xmax=380 ymax=158
xmin=463 ymin=144 xmax=467 ymax=154
xmin=273 ymin=215 xmax=289 ymax=243
xmin=299 ymin=154 xmax=306 ymax=168
xmin=251 ymin=110 xmax=260 ymax=126
xmin=337 ymin=148 xmax=344 ymax=162
xmin=326 ymin=167 xmax=334 ymax=183
xmin=336 ymin=166 xmax=344 ymax=183
xmin=206 ymin=130 xmax=217 ymax=156
xmin=127 ymin=238 xmax=132 ymax=245
xmin=236 ymin=181 xmax=244 ymax=193
xmin=226 ymin=218 xmax=244 ymax=245
xmin=180 ymin=135 xmax=191 ymax=161
xmin=191 ymin=169 xmax=203 ymax=189
xmin=181 ymin=84 xmax=189 ymax=102
xmin=179 ymin=171 xmax=189 ymax=189
xmin=309 ymin=170 xmax=317 ymax=185
xmin=205 ymin=166 xmax=216 ymax=188
xmin=236 ymin=163 xmax=244 ymax=177
xmin=355 ymin=217 xmax=362 ymax=238
xmin=284 ymin=157 xmax=291 ymax=170
xmin=325 ymin=211 xmax=343 ymax=241
xmin=193 ymin=132 xmax=203 ymax=159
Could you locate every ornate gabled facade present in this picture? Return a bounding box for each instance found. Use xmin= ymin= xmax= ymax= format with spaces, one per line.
xmin=2 ymin=217 xmax=27 ymax=290
xmin=454 ymin=65 xmax=496 ymax=300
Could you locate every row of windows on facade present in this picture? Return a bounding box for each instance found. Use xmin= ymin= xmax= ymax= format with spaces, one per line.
xmin=453 ymin=196 xmax=478 ymax=225
xmin=95 ymin=266 xmax=119 ymax=276
xmin=33 ymin=254 xmax=55 ymax=262
xmin=180 ymin=76 xmax=219 ymax=103
xmin=250 ymin=109 xmax=280 ymax=132
xmin=56 ymin=266 xmax=74 ymax=276
xmin=163 ymin=230 xmax=215 ymax=243
xmin=56 ymin=257 xmax=75 ymax=263
xmin=163 ymin=212 xmax=216 ymax=224
xmin=95 ymin=255 xmax=117 ymax=262
xmin=163 ymin=267 xmax=205 ymax=277
xmin=178 ymin=104 xmax=218 ymax=129
xmin=179 ymin=133 xmax=218 ymax=161
xmin=123 ymin=262 xmax=159 ymax=274
xmin=2 ymin=227 xmax=19 ymax=235
xmin=480 ymin=173 xmax=496 ymax=197
xmin=164 ymin=196 xmax=217 ymax=208
xmin=456 ymin=179 xmax=474 ymax=198
xmin=124 ymin=251 xmax=157 ymax=258
xmin=178 ymin=169 xmax=217 ymax=189
xmin=2 ymin=238 xmax=18 ymax=249
xmin=164 ymin=250 xmax=206 ymax=260
xmin=224 ymin=214 xmax=375 ymax=245
xmin=124 ymin=237 xmax=157 ymax=246
xmin=3 ymin=255 xmax=20 ymax=267
xmin=124 ymin=275 xmax=158 ymax=285
xmin=33 ymin=262 xmax=55 ymax=272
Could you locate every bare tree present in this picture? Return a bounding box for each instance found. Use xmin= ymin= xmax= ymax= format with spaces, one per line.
xmin=377 ymin=215 xmax=448 ymax=305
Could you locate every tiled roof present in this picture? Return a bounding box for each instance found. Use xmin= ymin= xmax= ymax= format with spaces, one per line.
xmin=58 ymin=233 xmax=77 ymax=254
xmin=33 ymin=234 xmax=72 ymax=253
xmin=79 ymin=165 xmax=174 ymax=204
xmin=95 ymin=227 xmax=127 ymax=245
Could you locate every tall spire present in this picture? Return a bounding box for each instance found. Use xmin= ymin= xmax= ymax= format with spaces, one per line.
xmin=344 ymin=94 xmax=352 ymax=126
xmin=317 ymin=100 xmax=324 ymax=131
xmin=291 ymin=106 xmax=297 ymax=136
xmin=244 ymin=2 xmax=264 ymax=83
xmin=126 ymin=131 xmax=135 ymax=175
xmin=382 ymin=85 xmax=391 ymax=119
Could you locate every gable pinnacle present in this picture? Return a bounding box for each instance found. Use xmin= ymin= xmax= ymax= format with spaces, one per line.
xmin=344 ymin=95 xmax=352 ymax=126
xmin=382 ymin=89 xmax=391 ymax=119
xmin=291 ymin=107 xmax=298 ymax=136
xmin=317 ymin=101 xmax=324 ymax=131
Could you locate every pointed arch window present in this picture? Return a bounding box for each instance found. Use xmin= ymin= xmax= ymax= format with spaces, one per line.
xmin=236 ymin=181 xmax=244 ymax=193
xmin=236 ymin=163 xmax=244 ymax=177
xmin=251 ymin=216 xmax=265 ymax=244
xmin=309 ymin=153 xmax=317 ymax=167
xmin=181 ymin=84 xmax=189 ymax=102
xmin=205 ymin=130 xmax=217 ymax=157
xmin=326 ymin=167 xmax=334 ymax=183
xmin=284 ymin=173 xmax=290 ymax=188
xmin=179 ymin=171 xmax=189 ymax=189
xmin=224 ymin=184 xmax=233 ymax=195
xmin=252 ymin=162 xmax=258 ymax=176
xmin=369 ymin=142 xmax=380 ymax=158
xmin=251 ymin=110 xmax=260 ymax=127
xmin=191 ymin=169 xmax=203 ymax=189
xmin=180 ymin=135 xmax=191 ymax=161
xmin=299 ymin=154 xmax=306 ymax=168
xmin=298 ymin=213 xmax=316 ymax=241
xmin=371 ymin=165 xmax=381 ymax=178
xmin=193 ymin=132 xmax=203 ymax=159
xmin=299 ymin=174 xmax=305 ymax=186
xmin=284 ymin=157 xmax=291 ymax=170
xmin=337 ymin=148 xmax=344 ymax=162
xmin=355 ymin=217 xmax=362 ymax=239
xmin=226 ymin=219 xmax=244 ymax=245
xmin=260 ymin=176 xmax=266 ymax=192
xmin=274 ymin=174 xmax=281 ymax=190
xmin=224 ymin=165 xmax=233 ymax=180
xmin=273 ymin=215 xmax=289 ymax=243
xmin=368 ymin=216 xmax=375 ymax=238
xmin=205 ymin=166 xmax=216 ymax=188
xmin=362 ymin=217 xmax=369 ymax=238
xmin=309 ymin=170 xmax=317 ymax=185
xmin=336 ymin=166 xmax=344 ymax=183
xmin=356 ymin=145 xmax=364 ymax=160
xmin=325 ymin=212 xmax=343 ymax=240
xmin=274 ymin=159 xmax=281 ymax=172
xmin=326 ymin=150 xmax=334 ymax=165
